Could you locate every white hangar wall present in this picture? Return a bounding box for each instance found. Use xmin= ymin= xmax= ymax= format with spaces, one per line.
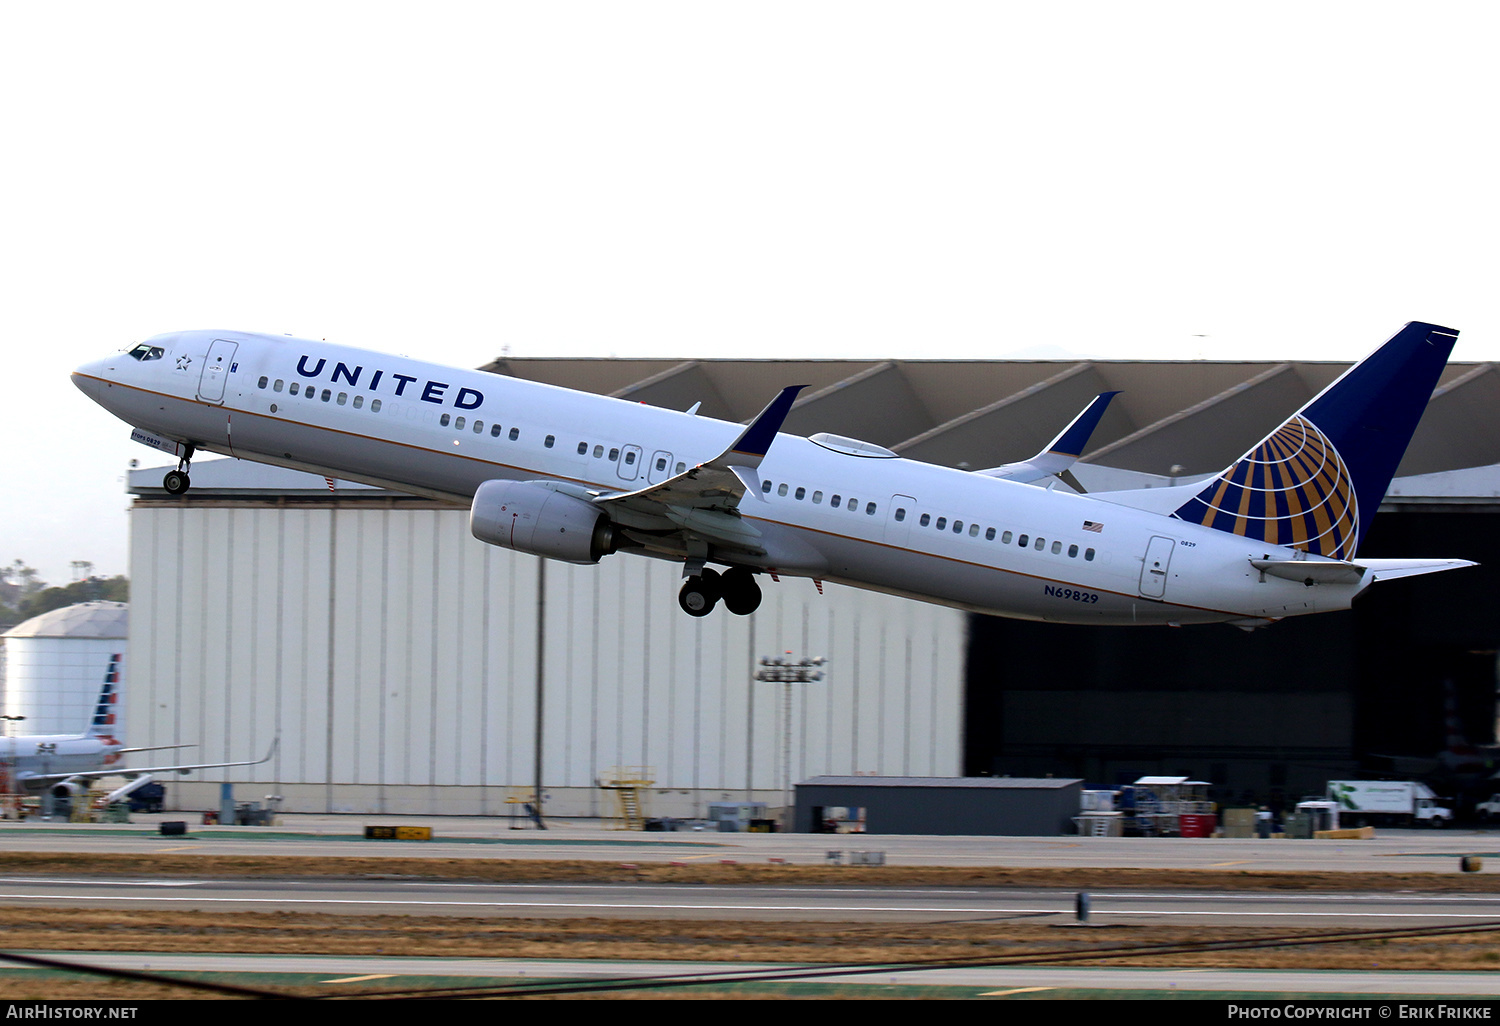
xmin=128 ymin=488 xmax=964 ymax=816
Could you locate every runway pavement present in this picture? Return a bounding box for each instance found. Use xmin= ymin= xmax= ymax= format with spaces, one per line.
xmin=3 ymin=875 xmax=1500 ymax=924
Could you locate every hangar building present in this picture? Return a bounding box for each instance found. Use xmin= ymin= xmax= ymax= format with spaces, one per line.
xmin=1 ymin=602 xmax=128 ymax=736
xmin=121 ymin=353 xmax=1500 ymax=818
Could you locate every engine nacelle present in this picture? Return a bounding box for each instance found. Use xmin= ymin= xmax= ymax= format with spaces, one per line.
xmin=470 ymin=480 xmax=617 ymax=565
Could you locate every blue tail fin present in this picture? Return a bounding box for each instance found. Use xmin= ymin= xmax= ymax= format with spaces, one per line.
xmin=1171 ymin=322 xmax=1458 ymax=559
xmin=87 ymin=654 xmax=122 ymax=738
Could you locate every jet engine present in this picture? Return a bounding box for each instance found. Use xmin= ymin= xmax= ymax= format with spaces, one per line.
xmin=470 ymin=480 xmax=617 ymax=565
xmin=49 ymin=780 xmax=89 ymax=800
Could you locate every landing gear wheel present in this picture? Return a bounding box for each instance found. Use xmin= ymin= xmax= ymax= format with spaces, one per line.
xmin=720 ymin=567 xmax=762 ymax=615
xmin=163 ymin=443 xmax=195 ymax=496
xmin=678 ymin=569 xmax=722 ymax=617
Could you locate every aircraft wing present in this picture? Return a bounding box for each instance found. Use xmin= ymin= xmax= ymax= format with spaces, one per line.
xmin=16 ymin=739 xmax=278 ymax=788
xmin=592 ymin=386 xmax=805 ymax=553
xmin=976 ymin=391 xmax=1119 ymax=486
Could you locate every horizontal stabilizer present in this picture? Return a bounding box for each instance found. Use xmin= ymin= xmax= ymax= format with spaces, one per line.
xmin=1353 ymin=558 xmax=1478 ymax=583
xmin=1251 ymin=559 xmax=1367 ymax=585
xmin=1250 ymin=557 xmax=1475 ymax=586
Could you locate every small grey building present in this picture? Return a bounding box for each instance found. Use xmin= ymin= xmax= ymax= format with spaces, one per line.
xmin=795 ymin=775 xmax=1083 ymax=835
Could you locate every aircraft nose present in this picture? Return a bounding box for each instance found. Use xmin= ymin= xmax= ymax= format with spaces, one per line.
xmin=71 ymin=356 xmax=115 ymax=399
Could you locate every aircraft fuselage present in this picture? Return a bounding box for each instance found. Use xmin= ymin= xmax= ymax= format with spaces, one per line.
xmin=72 ymin=329 xmax=1389 ymax=626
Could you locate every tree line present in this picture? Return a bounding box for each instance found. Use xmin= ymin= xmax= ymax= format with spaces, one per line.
xmin=0 ymin=561 xmax=128 ymax=625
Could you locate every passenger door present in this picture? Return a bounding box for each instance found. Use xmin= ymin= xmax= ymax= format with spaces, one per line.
xmin=196 ymin=339 xmax=238 ymax=403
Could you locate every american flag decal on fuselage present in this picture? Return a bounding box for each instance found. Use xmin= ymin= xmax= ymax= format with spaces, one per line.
xmin=1170 ymin=415 xmax=1358 ymax=559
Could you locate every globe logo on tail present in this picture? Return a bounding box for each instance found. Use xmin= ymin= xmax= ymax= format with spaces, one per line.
xmin=1171 ymin=415 xmax=1359 ymax=559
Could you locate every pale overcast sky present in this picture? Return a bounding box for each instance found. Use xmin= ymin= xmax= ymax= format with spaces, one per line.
xmin=5 ymin=2 xmax=1499 ymax=588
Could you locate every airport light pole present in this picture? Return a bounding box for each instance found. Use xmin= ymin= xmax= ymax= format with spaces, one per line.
xmin=533 ymin=558 xmax=547 ymax=830
xmin=755 ymin=654 xmax=826 ymax=831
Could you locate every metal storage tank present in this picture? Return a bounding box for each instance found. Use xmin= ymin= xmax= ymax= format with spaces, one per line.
xmin=1 ymin=601 xmax=127 ymax=736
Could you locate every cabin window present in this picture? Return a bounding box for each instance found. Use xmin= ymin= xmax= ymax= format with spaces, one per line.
xmin=491 ymin=424 xmax=503 ymax=437
xmin=1068 ymin=544 xmax=1079 ymax=558
xmin=623 ymin=450 xmax=635 ymax=465
xmin=795 ymin=487 xmax=806 ymax=500
xmin=274 ymin=379 xmax=284 ymax=392
xmin=830 ymin=494 xmax=842 ymax=508
xmin=305 ymin=386 xmax=316 ymax=400
xmin=952 ymin=520 xmax=963 ymax=533
xmin=655 ymin=457 xmax=667 ymax=472
xmin=337 ymin=392 xmax=348 ymax=406
xmin=866 ymin=502 xmax=877 ymax=515
xmin=935 ymin=517 xmax=947 ymax=531
xmin=289 ymin=382 xmax=300 ymax=395
xmin=1085 ymin=548 xmax=1096 ymax=561
xmin=545 ymin=435 xmax=555 ymax=448
xmin=509 ymin=427 xmax=520 ymax=441
xmin=920 ymin=513 xmax=930 ymax=527
xmin=970 ymin=523 xmax=980 ymax=537
xmin=1051 ymin=540 xmax=1062 ymax=554
xmin=321 ymin=389 xmax=332 ymax=402
xmin=371 ymin=399 xmax=382 ymax=413
xmin=440 ymin=414 xmax=451 ymax=427
xmin=847 ymin=498 xmax=858 ymax=511
xmin=609 ymin=447 xmax=619 ymax=460
xmin=1002 ymin=530 xmax=1013 ymax=544
xmin=812 ymin=490 xmax=822 ymax=504
xmin=778 ymin=483 xmax=789 ymax=497
xmin=353 ymin=396 xmax=364 ymax=409
xmin=455 ymin=417 xmax=466 ymax=431
xmin=762 ymin=480 xmax=773 ymax=494
xmin=1034 ymin=537 xmax=1045 ymax=551
xmin=1018 ymin=534 xmax=1029 ymax=547
xmin=258 ymin=376 xmax=268 ymax=389
xmin=676 ymin=462 xmax=686 ymax=474
xmin=985 ymin=527 xmax=996 ymax=541
xmin=894 ymin=508 xmax=906 ymax=522
xmin=578 ymin=442 xmax=588 ymax=455
xmin=473 ymin=420 xmax=483 ymax=434
xmin=594 ymin=444 xmax=604 ymax=457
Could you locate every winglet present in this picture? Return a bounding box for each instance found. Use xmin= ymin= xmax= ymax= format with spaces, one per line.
xmin=977 ymin=391 xmax=1120 ymax=484
xmin=709 ymin=385 xmax=805 ymax=471
xmin=1046 ymin=391 xmax=1121 ymax=458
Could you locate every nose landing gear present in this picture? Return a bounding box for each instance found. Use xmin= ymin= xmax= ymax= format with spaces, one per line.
xmin=162 ymin=444 xmax=195 ymax=496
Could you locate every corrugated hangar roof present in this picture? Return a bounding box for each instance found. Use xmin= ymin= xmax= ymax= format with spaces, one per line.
xmin=484 ymin=357 xmax=1500 ymax=480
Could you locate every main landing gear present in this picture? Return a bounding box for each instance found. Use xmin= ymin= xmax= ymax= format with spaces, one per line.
xmin=162 ymin=444 xmax=195 ymax=496
xmin=678 ymin=566 xmax=762 ymax=617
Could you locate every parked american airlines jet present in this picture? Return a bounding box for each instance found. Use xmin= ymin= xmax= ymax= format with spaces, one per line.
xmin=0 ymin=656 xmax=275 ymax=803
xmin=73 ymin=322 xmax=1473 ymax=627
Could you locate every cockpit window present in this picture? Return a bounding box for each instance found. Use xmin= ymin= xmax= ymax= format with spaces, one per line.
xmin=127 ymin=343 xmax=165 ymax=361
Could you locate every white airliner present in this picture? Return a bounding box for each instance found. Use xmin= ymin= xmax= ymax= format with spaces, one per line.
xmin=73 ymin=322 xmax=1474 ymax=627
xmin=0 ymin=656 xmax=275 ymax=803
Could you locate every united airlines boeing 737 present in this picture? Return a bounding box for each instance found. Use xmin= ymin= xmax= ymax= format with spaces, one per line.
xmin=72 ymin=322 xmax=1474 ymax=627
